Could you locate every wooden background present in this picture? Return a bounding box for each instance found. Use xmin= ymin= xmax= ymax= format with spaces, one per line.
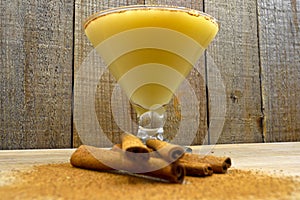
xmin=0 ymin=0 xmax=299 ymax=149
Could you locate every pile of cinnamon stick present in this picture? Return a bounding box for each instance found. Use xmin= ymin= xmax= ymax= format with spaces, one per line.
xmin=70 ymin=132 xmax=231 ymax=184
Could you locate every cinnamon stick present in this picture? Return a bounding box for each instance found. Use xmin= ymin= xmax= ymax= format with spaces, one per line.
xmin=146 ymin=146 xmax=162 ymax=159
xmin=144 ymin=160 xmax=185 ymax=183
xmin=180 ymin=162 xmax=213 ymax=177
xmin=111 ymin=143 xmax=122 ymax=152
xmin=70 ymin=145 xmax=115 ymax=171
xmin=70 ymin=145 xmax=185 ymax=183
xmin=180 ymin=153 xmax=232 ymax=174
xmin=112 ymin=143 xmax=160 ymax=158
xmin=146 ymin=139 xmax=185 ymax=162
xmin=121 ymin=132 xmax=150 ymax=161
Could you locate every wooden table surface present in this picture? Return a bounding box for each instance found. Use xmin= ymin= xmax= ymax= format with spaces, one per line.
xmin=1 ymin=142 xmax=300 ymax=186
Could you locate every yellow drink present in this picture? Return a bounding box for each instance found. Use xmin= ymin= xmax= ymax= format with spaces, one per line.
xmin=84 ymin=5 xmax=219 ymax=115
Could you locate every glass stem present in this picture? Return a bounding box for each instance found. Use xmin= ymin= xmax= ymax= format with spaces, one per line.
xmin=137 ymin=108 xmax=166 ymax=141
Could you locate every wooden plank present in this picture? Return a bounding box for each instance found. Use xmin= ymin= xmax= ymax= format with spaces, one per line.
xmin=0 ymin=149 xmax=75 ymax=186
xmin=73 ymin=0 xmax=208 ymax=147
xmin=145 ymin=0 xmax=203 ymax=10
xmin=3 ymin=0 xmax=298 ymax=149
xmin=193 ymin=142 xmax=300 ymax=176
xmin=0 ymin=142 xmax=300 ymax=185
xmin=257 ymin=0 xmax=300 ymax=142
xmin=0 ymin=0 xmax=74 ymax=149
xmin=205 ymin=0 xmax=263 ymax=143
xmin=0 ymin=143 xmax=299 ymax=199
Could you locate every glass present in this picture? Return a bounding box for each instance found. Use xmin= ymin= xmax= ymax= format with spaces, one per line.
xmin=84 ymin=5 xmax=219 ymax=141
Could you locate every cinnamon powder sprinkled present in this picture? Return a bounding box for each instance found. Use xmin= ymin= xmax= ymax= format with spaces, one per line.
xmin=0 ymin=163 xmax=299 ymax=200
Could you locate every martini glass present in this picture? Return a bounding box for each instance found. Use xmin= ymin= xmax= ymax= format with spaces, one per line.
xmin=84 ymin=5 xmax=219 ymax=141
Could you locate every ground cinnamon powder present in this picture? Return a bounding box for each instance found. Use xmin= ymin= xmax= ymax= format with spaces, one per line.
xmin=0 ymin=163 xmax=299 ymax=200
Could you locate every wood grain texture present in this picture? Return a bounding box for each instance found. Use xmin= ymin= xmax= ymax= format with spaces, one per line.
xmin=205 ymin=0 xmax=264 ymax=143
xmin=1 ymin=142 xmax=300 ymax=182
xmin=145 ymin=0 xmax=203 ymax=10
xmin=258 ymin=0 xmax=300 ymax=142
xmin=0 ymin=0 xmax=73 ymax=149
xmin=1 ymin=0 xmax=300 ymax=149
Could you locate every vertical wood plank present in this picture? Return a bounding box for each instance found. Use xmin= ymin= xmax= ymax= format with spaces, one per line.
xmin=1 ymin=0 xmax=298 ymax=149
xmin=0 ymin=0 xmax=74 ymax=149
xmin=258 ymin=0 xmax=300 ymax=142
xmin=205 ymin=0 xmax=263 ymax=143
xmin=145 ymin=0 xmax=203 ymax=10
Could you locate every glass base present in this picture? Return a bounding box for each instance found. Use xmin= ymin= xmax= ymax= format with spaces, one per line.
xmin=137 ymin=126 xmax=164 ymax=142
xmin=135 ymin=107 xmax=193 ymax=153
xmin=136 ymin=110 xmax=166 ymax=142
